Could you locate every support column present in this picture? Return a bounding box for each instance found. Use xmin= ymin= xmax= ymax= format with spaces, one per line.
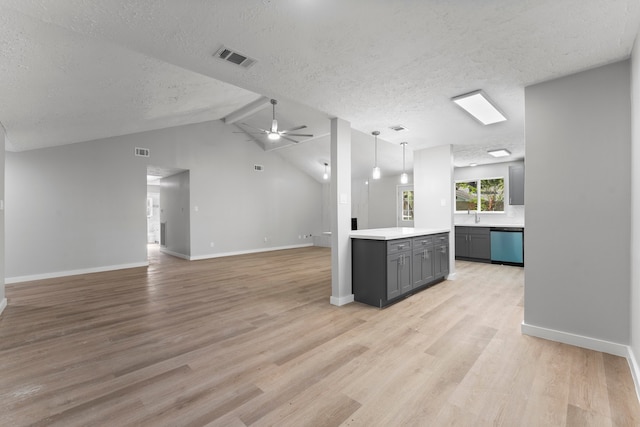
xmin=414 ymin=144 xmax=455 ymax=279
xmin=329 ymin=117 xmax=353 ymax=306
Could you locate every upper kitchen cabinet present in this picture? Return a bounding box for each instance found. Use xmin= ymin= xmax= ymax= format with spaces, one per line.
xmin=509 ymin=164 xmax=525 ymax=205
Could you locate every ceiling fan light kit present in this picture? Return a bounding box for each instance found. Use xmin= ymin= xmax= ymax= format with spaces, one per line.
xmin=236 ymin=98 xmax=313 ymax=144
xmin=452 ymin=90 xmax=507 ymax=125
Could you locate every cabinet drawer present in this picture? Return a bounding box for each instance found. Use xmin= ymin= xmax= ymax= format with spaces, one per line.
xmin=412 ymin=236 xmax=433 ymax=248
xmin=433 ymin=233 xmax=449 ymax=245
xmin=387 ymin=239 xmax=412 ymax=254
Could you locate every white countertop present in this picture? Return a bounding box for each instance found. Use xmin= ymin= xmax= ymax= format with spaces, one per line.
xmin=350 ymin=227 xmax=450 ymax=240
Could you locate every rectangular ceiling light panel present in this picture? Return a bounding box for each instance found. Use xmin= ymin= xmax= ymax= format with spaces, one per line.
xmin=487 ymin=149 xmax=511 ymax=158
xmin=452 ymin=90 xmax=507 ymax=125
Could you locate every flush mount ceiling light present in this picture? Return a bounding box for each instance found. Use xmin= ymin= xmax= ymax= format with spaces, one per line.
xmin=389 ymin=125 xmax=408 ymax=132
xmin=323 ymin=162 xmax=329 ymax=180
xmin=400 ymin=142 xmax=409 ymax=184
xmin=487 ymin=149 xmax=511 ymax=158
xmin=371 ymin=131 xmax=381 ymax=180
xmin=452 ymin=90 xmax=507 ymax=125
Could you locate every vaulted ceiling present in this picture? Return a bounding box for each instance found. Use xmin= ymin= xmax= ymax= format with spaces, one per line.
xmin=1 ymin=1 xmax=639 ymax=180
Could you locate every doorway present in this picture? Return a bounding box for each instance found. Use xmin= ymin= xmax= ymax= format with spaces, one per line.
xmin=146 ymin=165 xmax=189 ymax=262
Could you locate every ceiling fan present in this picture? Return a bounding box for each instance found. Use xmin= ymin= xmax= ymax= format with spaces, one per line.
xmin=239 ymin=99 xmax=313 ymax=143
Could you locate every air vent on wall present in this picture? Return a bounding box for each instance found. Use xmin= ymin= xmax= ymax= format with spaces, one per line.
xmin=214 ymin=46 xmax=256 ymax=69
xmin=135 ymin=147 xmax=150 ymax=157
xmin=254 ymin=164 xmax=264 ymax=172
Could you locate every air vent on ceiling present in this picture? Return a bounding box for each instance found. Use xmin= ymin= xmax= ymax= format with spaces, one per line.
xmin=254 ymin=164 xmax=264 ymax=172
xmin=214 ymin=46 xmax=256 ymax=69
xmin=135 ymin=147 xmax=150 ymax=157
xmin=389 ymin=125 xmax=408 ymax=132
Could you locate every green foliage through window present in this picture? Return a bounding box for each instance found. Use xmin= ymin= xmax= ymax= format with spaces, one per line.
xmin=456 ymin=178 xmax=504 ymax=212
xmin=402 ymin=190 xmax=414 ymax=221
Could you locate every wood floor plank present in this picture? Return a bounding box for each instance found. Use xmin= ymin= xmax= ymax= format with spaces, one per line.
xmin=1 ymin=247 xmax=639 ymax=426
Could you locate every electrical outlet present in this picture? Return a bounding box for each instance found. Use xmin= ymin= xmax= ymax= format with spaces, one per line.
xmin=298 ymin=235 xmax=302 ymax=239
xmin=264 ymin=237 xmax=268 ymax=243
xmin=210 ymin=242 xmax=215 ymax=248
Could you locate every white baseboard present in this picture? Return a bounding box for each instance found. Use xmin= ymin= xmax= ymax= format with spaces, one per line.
xmin=0 ymin=298 xmax=6 ymax=316
xmin=628 ymin=346 xmax=640 ymax=402
xmin=189 ymin=243 xmax=314 ymax=261
xmin=5 ymin=261 xmax=149 ymax=284
xmin=521 ymin=322 xmax=628 ymax=357
xmin=159 ymin=248 xmax=190 ymax=260
xmin=330 ymin=294 xmax=354 ymax=306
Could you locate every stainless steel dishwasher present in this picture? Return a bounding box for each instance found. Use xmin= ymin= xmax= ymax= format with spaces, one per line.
xmin=490 ymin=227 xmax=524 ymax=266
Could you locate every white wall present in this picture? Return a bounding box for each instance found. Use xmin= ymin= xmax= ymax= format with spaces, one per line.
xmin=160 ymin=171 xmax=191 ymax=258
xmin=5 ymin=119 xmax=322 ymax=280
xmin=630 ymin=34 xmax=640 ymax=394
xmin=454 ymin=160 xmax=525 ymax=226
xmin=524 ymin=60 xmax=631 ymax=347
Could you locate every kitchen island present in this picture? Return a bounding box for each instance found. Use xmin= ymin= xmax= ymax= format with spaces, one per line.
xmin=351 ymin=227 xmax=450 ymax=308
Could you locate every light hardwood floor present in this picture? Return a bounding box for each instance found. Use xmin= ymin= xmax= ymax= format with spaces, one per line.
xmin=1 ymin=246 xmax=639 ymax=426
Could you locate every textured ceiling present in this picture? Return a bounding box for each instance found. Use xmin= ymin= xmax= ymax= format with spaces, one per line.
xmin=1 ymin=1 xmax=639 ymax=179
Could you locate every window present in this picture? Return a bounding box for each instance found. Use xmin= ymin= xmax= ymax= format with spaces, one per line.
xmin=402 ymin=189 xmax=414 ymax=221
xmin=455 ymin=178 xmax=504 ymax=212
xmin=398 ymin=186 xmax=414 ymax=227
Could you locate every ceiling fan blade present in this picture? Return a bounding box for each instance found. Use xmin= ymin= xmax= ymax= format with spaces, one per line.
xmin=233 ymin=131 xmax=268 ymax=135
xmin=283 ymin=133 xmax=313 ymax=138
xmin=280 ymin=125 xmax=307 ymax=133
xmin=279 ymin=135 xmax=300 ymax=144
xmin=239 ymin=122 xmax=269 ymax=133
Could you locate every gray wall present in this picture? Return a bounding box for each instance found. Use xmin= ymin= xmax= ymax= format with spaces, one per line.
xmin=367 ymin=175 xmax=403 ymax=228
xmin=524 ymin=60 xmax=631 ymax=344
xmin=161 ymin=171 xmax=190 ymax=257
xmin=631 ymin=35 xmax=640 ymax=379
xmin=5 ymin=119 xmax=322 ymax=279
xmin=6 ymin=140 xmax=148 ymax=279
xmin=0 ymin=126 xmax=5 ymax=309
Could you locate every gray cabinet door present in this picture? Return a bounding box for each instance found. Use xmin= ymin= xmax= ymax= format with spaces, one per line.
xmin=412 ymin=246 xmax=434 ymax=288
xmin=434 ymin=243 xmax=449 ymax=277
xmin=509 ymin=165 xmax=525 ymax=205
xmin=469 ymin=231 xmax=491 ymax=260
xmin=455 ymin=227 xmax=469 ymax=257
xmin=399 ymin=253 xmax=412 ymax=294
xmin=387 ymin=252 xmax=410 ymax=299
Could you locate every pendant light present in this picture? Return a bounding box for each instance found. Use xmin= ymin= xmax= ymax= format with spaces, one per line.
xmin=372 ymin=131 xmax=381 ymax=180
xmin=400 ymin=142 xmax=408 ymax=184
xmin=323 ymin=162 xmax=329 ymax=180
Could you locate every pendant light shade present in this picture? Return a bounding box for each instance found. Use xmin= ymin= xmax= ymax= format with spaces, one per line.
xmin=400 ymin=142 xmax=408 ymax=184
xmin=323 ymin=162 xmax=329 ymax=180
xmin=372 ymin=131 xmax=381 ymax=180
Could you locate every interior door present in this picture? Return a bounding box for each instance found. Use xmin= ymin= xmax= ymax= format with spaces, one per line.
xmin=398 ymin=185 xmax=414 ymax=227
